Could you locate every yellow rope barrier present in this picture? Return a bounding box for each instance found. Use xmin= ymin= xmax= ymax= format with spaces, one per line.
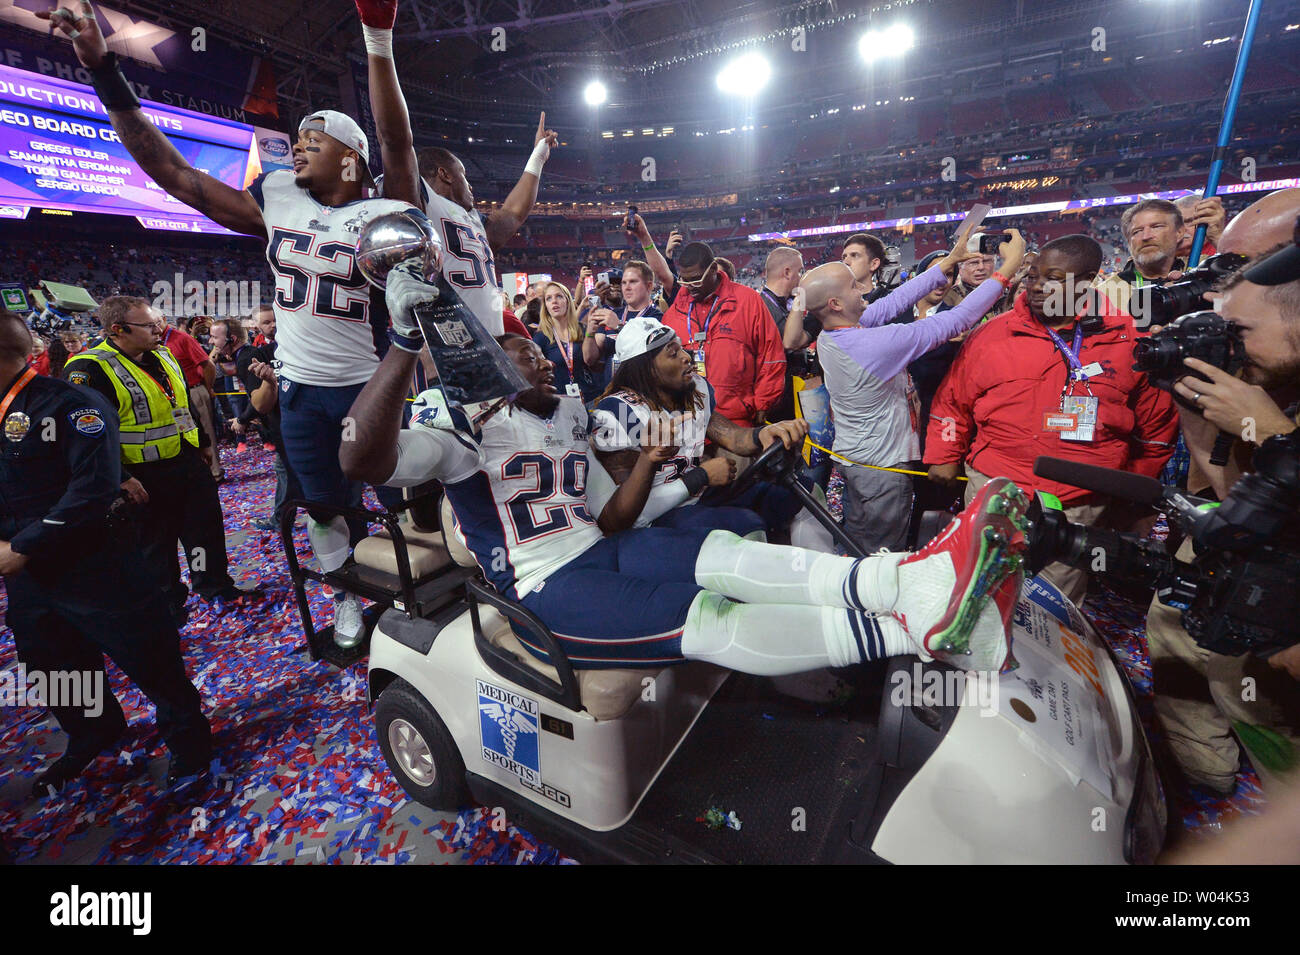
xmin=802 ymin=437 xmax=969 ymax=481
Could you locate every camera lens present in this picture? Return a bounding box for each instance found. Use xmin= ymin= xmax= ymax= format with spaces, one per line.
xmin=1132 ymin=336 xmax=1183 ymax=371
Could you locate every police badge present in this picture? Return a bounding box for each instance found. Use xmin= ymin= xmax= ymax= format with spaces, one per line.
xmin=4 ymin=411 xmax=31 ymax=442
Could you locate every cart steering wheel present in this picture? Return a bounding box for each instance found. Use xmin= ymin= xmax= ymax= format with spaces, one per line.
xmin=729 ymin=438 xmax=801 ymax=495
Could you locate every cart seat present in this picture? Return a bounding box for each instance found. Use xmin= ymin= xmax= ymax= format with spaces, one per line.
xmin=440 ymin=497 xmax=658 ymax=721
xmin=352 ymin=525 xmax=453 ymax=579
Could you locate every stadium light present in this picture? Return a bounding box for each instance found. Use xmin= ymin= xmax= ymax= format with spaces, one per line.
xmin=583 ymin=81 xmax=607 ymax=106
xmin=859 ymin=23 xmax=915 ymax=63
xmin=716 ymin=51 xmax=771 ymax=95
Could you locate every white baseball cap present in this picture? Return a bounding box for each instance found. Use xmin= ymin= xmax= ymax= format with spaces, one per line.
xmin=299 ymin=110 xmax=370 ymax=166
xmin=614 ymin=316 xmax=678 ymax=365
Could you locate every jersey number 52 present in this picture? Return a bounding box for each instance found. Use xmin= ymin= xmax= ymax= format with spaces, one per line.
xmin=269 ymin=228 xmax=369 ymax=322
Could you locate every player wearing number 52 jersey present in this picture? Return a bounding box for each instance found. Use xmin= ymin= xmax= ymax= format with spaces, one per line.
xmin=42 ymin=0 xmax=434 ymax=648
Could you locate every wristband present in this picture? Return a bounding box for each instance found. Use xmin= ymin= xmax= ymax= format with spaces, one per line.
xmin=682 ymin=467 xmax=710 ymax=496
xmin=90 ymin=53 xmax=140 ymax=111
xmin=362 ymin=24 xmax=394 ymax=58
xmin=750 ymin=426 xmax=765 ymax=452
xmin=524 ymin=139 xmax=548 ymax=177
xmin=989 ymin=272 xmax=1011 ymax=289
xmin=641 ymin=244 xmax=654 ymax=253
xmin=387 ymin=328 xmax=424 ymax=353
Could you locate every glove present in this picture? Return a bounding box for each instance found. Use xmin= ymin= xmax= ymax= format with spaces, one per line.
xmin=385 ymin=258 xmax=438 ymax=352
xmin=353 ymin=0 xmax=398 ymax=28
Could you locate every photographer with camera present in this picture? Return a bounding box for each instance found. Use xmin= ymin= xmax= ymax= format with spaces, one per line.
xmin=934 ymin=238 xmax=1014 ymax=325
xmin=926 ymin=234 xmax=1178 ymax=603
xmin=1141 ymin=188 xmax=1300 ymax=793
xmin=581 ymin=260 xmax=663 ymax=398
xmin=1098 ymin=197 xmax=1226 ymax=319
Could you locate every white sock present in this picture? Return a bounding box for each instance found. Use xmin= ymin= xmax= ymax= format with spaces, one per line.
xmin=680 ymin=592 xmax=917 ymax=675
xmin=308 ymin=516 xmax=351 ymax=574
xmin=693 ymin=530 xmax=905 ymax=612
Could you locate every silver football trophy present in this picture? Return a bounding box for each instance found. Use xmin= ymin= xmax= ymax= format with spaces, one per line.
xmin=357 ymin=210 xmax=529 ymax=409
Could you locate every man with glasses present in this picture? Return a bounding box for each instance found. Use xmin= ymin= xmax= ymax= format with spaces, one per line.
xmin=661 ymin=242 xmax=786 ymax=433
xmin=64 ymin=297 xmax=260 ymax=623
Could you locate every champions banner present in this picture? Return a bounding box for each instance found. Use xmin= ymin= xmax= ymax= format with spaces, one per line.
xmin=0 ymin=0 xmax=278 ymax=123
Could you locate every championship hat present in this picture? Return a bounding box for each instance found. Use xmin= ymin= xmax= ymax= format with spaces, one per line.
xmin=299 ymin=110 xmax=371 ymax=167
xmin=614 ymin=316 xmax=677 ymax=365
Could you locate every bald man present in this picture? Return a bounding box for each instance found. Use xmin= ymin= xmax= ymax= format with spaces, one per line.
xmin=1145 ymin=186 xmax=1300 ymax=795
xmin=760 ymin=247 xmax=812 ymax=424
xmin=800 ymin=229 xmax=1026 ymax=553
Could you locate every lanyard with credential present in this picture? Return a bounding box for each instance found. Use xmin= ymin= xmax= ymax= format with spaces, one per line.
xmin=1043 ymin=323 xmax=1088 ymax=385
xmin=686 ymin=297 xmax=722 ymax=342
xmin=0 ymin=367 xmax=37 ymax=421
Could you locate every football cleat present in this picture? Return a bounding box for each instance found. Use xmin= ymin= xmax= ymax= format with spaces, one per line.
xmin=892 ymin=478 xmax=1029 ymax=671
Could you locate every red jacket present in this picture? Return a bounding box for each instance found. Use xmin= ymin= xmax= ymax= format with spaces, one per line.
xmin=924 ymin=292 xmax=1177 ymax=505
xmin=662 ymin=273 xmax=786 ymax=427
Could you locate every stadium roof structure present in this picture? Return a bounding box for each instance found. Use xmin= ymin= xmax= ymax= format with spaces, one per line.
xmin=109 ymin=0 xmax=1299 ymax=137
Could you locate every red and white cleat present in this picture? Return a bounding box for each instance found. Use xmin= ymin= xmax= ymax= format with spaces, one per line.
xmin=892 ymin=477 xmax=1029 ymax=672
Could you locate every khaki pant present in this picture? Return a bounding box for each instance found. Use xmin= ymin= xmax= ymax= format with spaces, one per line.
xmin=188 ymin=383 xmax=221 ymax=479
xmin=1147 ymin=539 xmax=1300 ymax=793
xmin=964 ymin=465 xmax=1104 ymax=605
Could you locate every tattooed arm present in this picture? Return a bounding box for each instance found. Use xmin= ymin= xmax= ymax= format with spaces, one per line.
xmin=41 ymin=1 xmax=266 ymax=238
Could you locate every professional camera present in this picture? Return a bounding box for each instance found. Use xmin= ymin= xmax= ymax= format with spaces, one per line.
xmin=1127 ymin=251 xmax=1248 ymax=329
xmin=1131 ymin=311 xmax=1245 ymax=392
xmin=1027 ymin=434 xmax=1300 ymax=657
xmin=1132 ymin=311 xmax=1245 ymax=466
xmin=866 ymin=245 xmax=904 ymax=302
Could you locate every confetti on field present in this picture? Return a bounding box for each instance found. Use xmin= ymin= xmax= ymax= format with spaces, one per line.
xmin=0 ymin=449 xmax=1268 ymax=862
xmin=0 ymin=446 xmax=571 ymax=865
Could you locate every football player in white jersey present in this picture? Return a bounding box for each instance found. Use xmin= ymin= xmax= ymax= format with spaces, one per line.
xmin=45 ymin=0 xmax=426 ymax=647
xmin=340 ymin=269 xmax=1030 ymax=674
xmin=360 ymin=0 xmax=558 ymax=335
xmin=587 ymin=317 xmax=805 ymax=537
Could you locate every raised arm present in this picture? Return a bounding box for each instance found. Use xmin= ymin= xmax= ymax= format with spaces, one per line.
xmin=856 ymin=219 xmax=984 ymax=328
xmin=355 ymin=0 xmax=421 ymax=207
xmin=627 ymin=215 xmax=676 ymax=296
xmin=485 ymin=113 xmax=558 ymax=252
xmin=42 ymin=1 xmax=265 ymax=238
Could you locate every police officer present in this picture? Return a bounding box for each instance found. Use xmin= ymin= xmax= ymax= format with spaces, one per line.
xmin=0 ymin=308 xmax=211 ymax=793
xmin=64 ymin=296 xmax=259 ymax=622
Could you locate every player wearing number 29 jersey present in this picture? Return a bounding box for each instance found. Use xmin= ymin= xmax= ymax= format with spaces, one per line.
xmin=406 ymin=389 xmax=600 ymax=599
xmin=250 ymin=169 xmax=414 ymax=386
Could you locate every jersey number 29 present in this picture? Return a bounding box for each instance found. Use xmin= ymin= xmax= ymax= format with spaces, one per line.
xmin=502 ymin=451 xmax=593 ymax=543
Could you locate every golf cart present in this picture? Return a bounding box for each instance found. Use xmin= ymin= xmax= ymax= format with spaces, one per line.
xmin=355 ymin=443 xmax=1165 ymax=863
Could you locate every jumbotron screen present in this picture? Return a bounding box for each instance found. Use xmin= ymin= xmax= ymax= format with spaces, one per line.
xmin=0 ymin=63 xmax=257 ymax=235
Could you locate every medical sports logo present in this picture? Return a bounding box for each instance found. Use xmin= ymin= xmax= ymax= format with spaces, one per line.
xmin=477 ymin=680 xmax=541 ymax=785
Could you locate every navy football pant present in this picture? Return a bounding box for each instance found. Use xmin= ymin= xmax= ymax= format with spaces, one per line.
xmin=278 ymin=379 xmax=404 ymax=543
xmin=514 ymin=526 xmax=714 ymax=668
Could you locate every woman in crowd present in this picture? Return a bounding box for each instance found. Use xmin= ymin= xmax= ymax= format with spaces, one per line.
xmin=532 ymin=281 xmax=597 ymax=402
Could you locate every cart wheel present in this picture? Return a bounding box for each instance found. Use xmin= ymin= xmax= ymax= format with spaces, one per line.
xmin=375 ymin=678 xmax=471 ymax=811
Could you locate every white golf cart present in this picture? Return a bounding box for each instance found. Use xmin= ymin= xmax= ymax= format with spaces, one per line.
xmin=346 ymin=445 xmax=1165 ymax=863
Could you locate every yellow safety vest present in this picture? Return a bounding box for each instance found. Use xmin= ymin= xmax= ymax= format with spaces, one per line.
xmin=66 ymin=342 xmax=199 ymax=464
